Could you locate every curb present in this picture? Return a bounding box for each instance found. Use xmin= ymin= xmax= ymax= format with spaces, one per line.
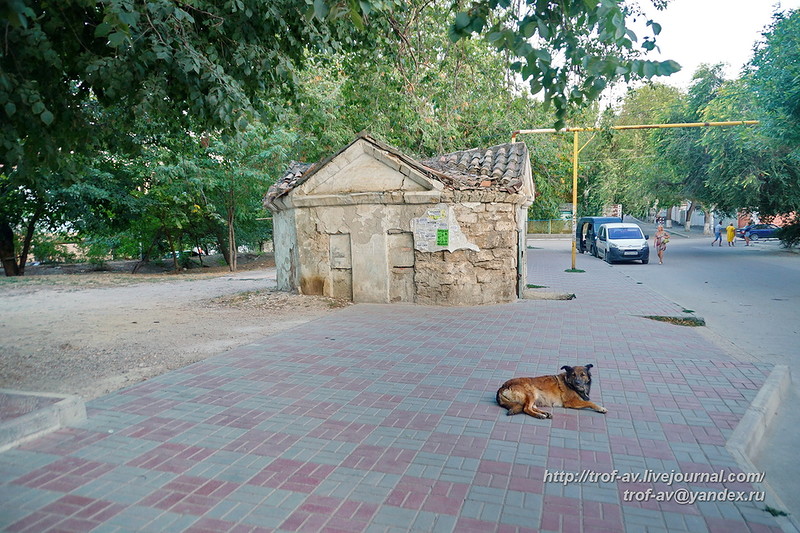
xmin=725 ymin=366 xmax=798 ymax=533
xmin=0 ymin=389 xmax=87 ymax=453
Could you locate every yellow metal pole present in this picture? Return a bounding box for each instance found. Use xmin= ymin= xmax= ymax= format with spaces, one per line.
xmin=510 ymin=120 xmax=759 ymax=141
xmin=571 ymin=131 xmax=578 ymax=270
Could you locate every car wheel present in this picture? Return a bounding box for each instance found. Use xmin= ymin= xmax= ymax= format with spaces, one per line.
xmin=604 ymin=252 xmax=612 ymax=264
xmin=749 ymin=233 xmax=759 ymax=241
xmin=642 ymin=258 xmax=649 ymax=264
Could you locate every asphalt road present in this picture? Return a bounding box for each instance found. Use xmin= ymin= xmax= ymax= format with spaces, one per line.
xmin=610 ymin=234 xmax=799 ymax=366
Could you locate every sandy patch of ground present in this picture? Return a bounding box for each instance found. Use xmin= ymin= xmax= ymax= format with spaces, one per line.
xmin=0 ymin=256 xmax=349 ymax=400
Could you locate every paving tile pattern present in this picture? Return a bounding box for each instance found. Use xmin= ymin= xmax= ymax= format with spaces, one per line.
xmin=0 ymin=247 xmax=780 ymax=532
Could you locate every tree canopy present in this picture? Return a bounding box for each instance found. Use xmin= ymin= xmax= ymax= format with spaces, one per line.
xmin=450 ymin=0 xmax=681 ymax=129
xmin=3 ymin=1 xmax=799 ymax=276
xmin=577 ymin=7 xmax=799 ymax=238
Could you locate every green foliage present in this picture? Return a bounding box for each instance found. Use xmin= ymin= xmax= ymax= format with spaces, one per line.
xmin=450 ymin=0 xmax=680 ymax=129
xmin=581 ymin=6 xmax=799 ymax=232
xmin=652 ymin=64 xmax=727 ymax=211
xmin=775 ymin=218 xmax=800 ymax=248
xmin=293 ymin=1 xmax=557 ymax=159
xmin=0 ymin=0 xmax=392 ymax=275
xmin=586 ymin=83 xmax=685 ymax=217
xmin=30 ymin=234 xmax=76 ymax=264
xmin=742 ymin=8 xmax=800 ymax=218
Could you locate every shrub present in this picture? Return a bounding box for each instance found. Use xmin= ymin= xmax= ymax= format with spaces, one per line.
xmin=776 ymin=218 xmax=800 ymax=248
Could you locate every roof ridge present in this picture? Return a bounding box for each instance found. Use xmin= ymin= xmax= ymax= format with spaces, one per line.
xmin=265 ymin=136 xmax=530 ymax=208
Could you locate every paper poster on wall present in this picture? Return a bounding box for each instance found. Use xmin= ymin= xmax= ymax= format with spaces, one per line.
xmin=411 ymin=204 xmax=479 ymax=252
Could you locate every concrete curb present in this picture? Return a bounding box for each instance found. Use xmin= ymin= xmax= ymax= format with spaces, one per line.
xmin=0 ymin=389 xmax=87 ymax=453
xmin=725 ymin=366 xmax=798 ymax=533
xmin=521 ymin=289 xmax=576 ymax=300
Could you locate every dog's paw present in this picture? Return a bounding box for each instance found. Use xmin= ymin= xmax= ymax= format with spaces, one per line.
xmin=597 ymin=406 xmax=608 ymax=414
xmin=539 ymin=412 xmax=552 ymax=419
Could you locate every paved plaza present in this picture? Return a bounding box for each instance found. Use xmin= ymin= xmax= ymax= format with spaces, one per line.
xmin=0 ymin=243 xmax=787 ymax=532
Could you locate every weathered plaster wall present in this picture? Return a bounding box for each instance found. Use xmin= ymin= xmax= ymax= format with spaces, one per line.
xmin=284 ymin=197 xmax=525 ymax=306
xmin=291 ymin=203 xmax=432 ymax=303
xmin=272 ymin=209 xmax=299 ymax=293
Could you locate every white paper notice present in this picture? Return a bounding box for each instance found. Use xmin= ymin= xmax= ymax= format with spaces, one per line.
xmin=411 ymin=204 xmax=479 ymax=253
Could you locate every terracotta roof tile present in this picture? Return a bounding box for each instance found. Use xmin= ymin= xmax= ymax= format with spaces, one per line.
xmin=421 ymin=141 xmax=529 ymax=193
xmin=264 ymin=134 xmax=530 ymax=208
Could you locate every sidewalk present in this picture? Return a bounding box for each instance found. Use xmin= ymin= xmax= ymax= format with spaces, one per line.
xmin=0 ymin=245 xmax=789 ymax=532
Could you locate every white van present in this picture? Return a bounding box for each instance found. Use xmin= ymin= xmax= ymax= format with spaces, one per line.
xmin=595 ymin=223 xmax=650 ymax=264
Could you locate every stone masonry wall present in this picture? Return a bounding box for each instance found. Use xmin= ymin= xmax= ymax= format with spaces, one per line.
xmin=413 ymin=200 xmax=520 ymax=306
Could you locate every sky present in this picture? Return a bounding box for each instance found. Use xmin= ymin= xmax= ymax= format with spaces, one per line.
xmin=637 ymin=0 xmax=800 ymax=89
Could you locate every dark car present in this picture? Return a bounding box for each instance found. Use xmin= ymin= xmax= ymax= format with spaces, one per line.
xmin=736 ymin=223 xmax=780 ymax=240
xmin=576 ymin=216 xmax=622 ymax=256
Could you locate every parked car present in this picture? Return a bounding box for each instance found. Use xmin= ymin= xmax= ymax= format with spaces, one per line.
xmin=595 ymin=223 xmax=650 ymax=264
xmin=576 ymin=216 xmax=622 ymax=257
xmin=736 ymin=223 xmax=780 ymax=240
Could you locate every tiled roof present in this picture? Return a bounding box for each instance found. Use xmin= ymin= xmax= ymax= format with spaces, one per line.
xmin=266 ymin=161 xmax=312 ymax=202
xmin=265 ymin=134 xmax=529 ymax=206
xmin=421 ymin=142 xmax=528 ymax=193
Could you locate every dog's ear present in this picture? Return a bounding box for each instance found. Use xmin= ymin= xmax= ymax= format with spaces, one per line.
xmin=585 ymin=364 xmax=593 ymax=371
xmin=561 ymin=365 xmax=574 ymax=374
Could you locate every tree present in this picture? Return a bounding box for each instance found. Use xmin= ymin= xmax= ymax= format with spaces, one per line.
xmin=647 ymin=64 xmax=728 ymax=228
xmin=581 ymin=83 xmax=684 ymax=220
xmin=0 ymin=0 xmax=390 ymax=275
xmin=201 ymin=124 xmax=297 ymax=271
xmin=696 ymin=9 xmax=799 ymax=236
xmin=287 ymin=1 xmax=574 ymax=218
xmin=449 ymin=0 xmax=681 ymax=129
xmin=740 ymin=8 xmax=800 ymax=220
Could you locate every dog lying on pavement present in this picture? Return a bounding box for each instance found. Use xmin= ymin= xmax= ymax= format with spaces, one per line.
xmin=496 ymin=364 xmax=607 ymax=419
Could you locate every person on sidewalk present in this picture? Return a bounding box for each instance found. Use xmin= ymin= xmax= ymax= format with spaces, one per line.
xmin=712 ymin=221 xmax=723 ymax=246
xmin=654 ymin=225 xmax=670 ymax=264
xmin=726 ymin=223 xmax=736 ymax=246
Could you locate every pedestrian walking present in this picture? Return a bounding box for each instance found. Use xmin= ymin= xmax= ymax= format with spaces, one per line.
xmin=712 ymin=221 xmax=723 ymax=246
xmin=726 ymin=223 xmax=736 ymax=246
xmin=743 ymin=217 xmax=755 ymax=246
xmin=654 ymin=225 xmax=669 ymax=264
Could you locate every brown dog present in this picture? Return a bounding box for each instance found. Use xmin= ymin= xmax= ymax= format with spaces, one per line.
xmin=496 ymin=364 xmax=607 ymax=419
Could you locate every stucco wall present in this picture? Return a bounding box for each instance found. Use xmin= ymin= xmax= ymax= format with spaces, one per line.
xmin=280 ymin=198 xmax=525 ymax=306
xmin=272 ymin=209 xmax=299 ymax=293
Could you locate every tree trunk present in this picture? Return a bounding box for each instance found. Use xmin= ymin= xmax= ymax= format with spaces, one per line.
xmin=18 ymin=205 xmax=43 ymax=275
xmin=703 ymin=208 xmax=713 ymax=235
xmin=684 ymin=201 xmax=696 ymax=232
xmin=226 ymin=188 xmax=237 ymax=272
xmin=665 ymin=207 xmax=673 ymax=228
xmin=132 ymin=233 xmax=161 ymax=274
xmin=227 ymin=209 xmax=237 ymax=272
xmin=215 ymin=227 xmax=232 ymax=268
xmin=165 ymin=229 xmax=179 ymax=271
xmin=0 ymin=219 xmax=20 ymax=276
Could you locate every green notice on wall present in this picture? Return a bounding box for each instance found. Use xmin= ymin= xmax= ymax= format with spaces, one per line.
xmin=436 ymin=229 xmax=449 ymax=246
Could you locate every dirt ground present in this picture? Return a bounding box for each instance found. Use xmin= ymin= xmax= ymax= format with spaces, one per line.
xmin=0 ymin=255 xmax=350 ymax=400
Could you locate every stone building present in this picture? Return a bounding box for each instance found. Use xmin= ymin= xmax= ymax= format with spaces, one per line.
xmin=264 ymin=133 xmax=534 ymax=306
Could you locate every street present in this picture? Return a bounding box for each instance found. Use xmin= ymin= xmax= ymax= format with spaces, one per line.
xmin=612 ymin=233 xmax=799 ymax=366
